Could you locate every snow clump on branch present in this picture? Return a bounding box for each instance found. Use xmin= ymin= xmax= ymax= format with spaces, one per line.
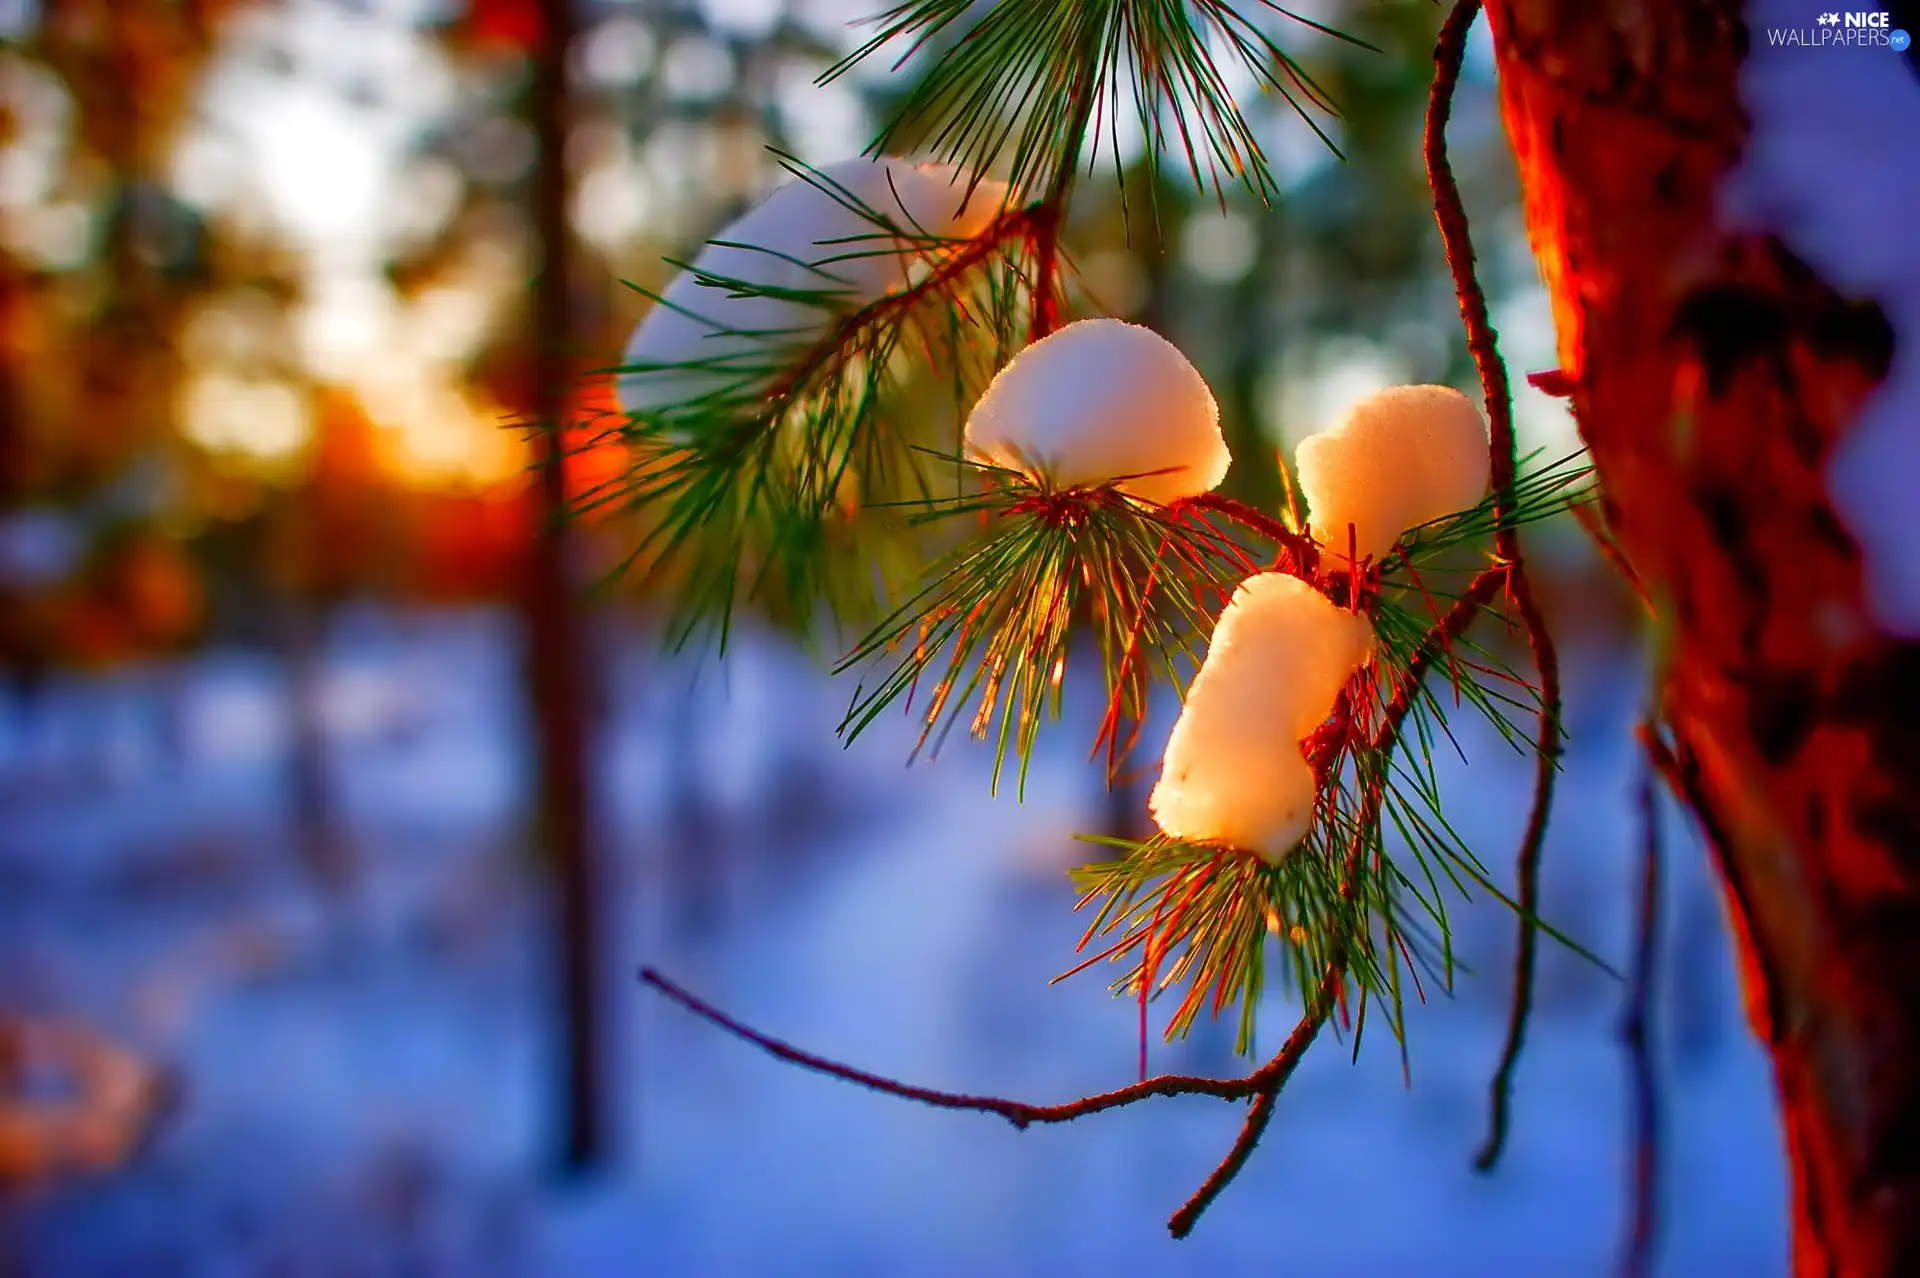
xmin=616 ymin=156 xmax=1006 ymax=417
xmin=1295 ymin=384 xmax=1489 ymax=565
xmin=1149 ymin=572 xmax=1375 ymax=863
xmin=963 ymin=318 xmax=1232 ymax=505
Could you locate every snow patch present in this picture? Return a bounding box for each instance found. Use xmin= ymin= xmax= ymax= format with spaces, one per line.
xmin=963 ymin=318 xmax=1231 ymax=504
xmin=1149 ymin=573 xmax=1374 ymax=861
xmin=1294 ymin=384 xmax=1489 ymax=566
xmin=1731 ymin=8 xmax=1920 ymax=632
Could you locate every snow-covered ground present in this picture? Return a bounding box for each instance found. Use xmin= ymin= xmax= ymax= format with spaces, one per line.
xmin=0 ymin=609 xmax=1787 ymax=1275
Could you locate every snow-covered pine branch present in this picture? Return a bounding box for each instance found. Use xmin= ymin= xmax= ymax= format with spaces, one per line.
xmin=616 ymin=156 xmax=1007 ymax=419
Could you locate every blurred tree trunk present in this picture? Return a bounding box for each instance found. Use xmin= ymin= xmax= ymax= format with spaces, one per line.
xmin=1483 ymin=3 xmax=1919 ymax=1273
xmin=527 ymin=0 xmax=606 ymax=1174
xmin=666 ymin=672 xmax=724 ymax=941
xmin=285 ymin=599 xmax=350 ymax=898
xmin=1221 ymin=207 xmax=1287 ymax=516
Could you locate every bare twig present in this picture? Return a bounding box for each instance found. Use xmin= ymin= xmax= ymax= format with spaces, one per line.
xmin=1472 ymin=570 xmax=1560 ymax=1172
xmin=1620 ymin=724 xmax=1666 ymax=1278
xmin=643 ymin=967 xmax=1264 ymax=1125
xmin=1168 ymin=985 xmax=1327 ymax=1237
xmin=1641 ymin=731 xmax=1784 ymax=1046
xmin=1422 ymin=0 xmax=1566 ymax=1172
xmin=1174 ymin=491 xmax=1322 ymax=569
xmin=1172 ymin=1088 xmax=1280 ymax=1236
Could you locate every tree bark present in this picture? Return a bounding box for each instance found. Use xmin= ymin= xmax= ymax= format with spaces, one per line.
xmin=1481 ymin=3 xmax=1920 ymax=1274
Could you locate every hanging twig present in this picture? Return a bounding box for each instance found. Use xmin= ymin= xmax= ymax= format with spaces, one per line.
xmin=1621 ymin=722 xmax=1666 ymax=1278
xmin=1421 ymin=0 xmax=1566 ymax=1172
xmin=1169 ymin=1066 xmax=1284 ymax=1237
xmin=641 ymin=963 xmax=1331 ymax=1125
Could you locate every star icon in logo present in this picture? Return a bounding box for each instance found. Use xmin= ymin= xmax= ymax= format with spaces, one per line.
xmin=1819 ymin=11 xmax=1841 ymax=23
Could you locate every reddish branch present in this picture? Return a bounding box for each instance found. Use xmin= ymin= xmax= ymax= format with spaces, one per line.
xmin=640 ymin=966 xmax=1311 ymax=1124
xmin=666 ymin=202 xmax=1050 ymax=451
xmin=1174 ymin=491 xmax=1320 ymax=570
xmin=1423 ymin=0 xmax=1565 ymax=1172
xmin=1030 ymin=203 xmax=1065 ymax=342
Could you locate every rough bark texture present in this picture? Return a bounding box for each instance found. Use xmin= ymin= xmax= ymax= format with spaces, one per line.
xmin=1481 ymin=3 xmax=1920 ymax=1274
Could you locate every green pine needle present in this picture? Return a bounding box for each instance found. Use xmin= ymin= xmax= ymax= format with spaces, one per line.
xmin=834 ymin=465 xmax=1262 ymax=797
xmin=1390 ymin=448 xmax=1596 ymax=567
xmin=824 ymin=0 xmax=1363 ymax=207
xmin=1064 ymin=824 xmax=1376 ymax=1057
xmin=588 ymin=158 xmax=1057 ymax=649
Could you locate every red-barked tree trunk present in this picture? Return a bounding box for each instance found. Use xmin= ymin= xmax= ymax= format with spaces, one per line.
xmin=1482 ymin=3 xmax=1920 ymax=1273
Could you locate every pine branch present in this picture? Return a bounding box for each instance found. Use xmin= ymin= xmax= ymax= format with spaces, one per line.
xmin=641 ymin=561 xmax=1505 ymax=1233
xmin=596 ymin=186 xmax=1061 ymax=647
xmin=1158 ymin=563 xmax=1515 ymax=1233
xmin=1421 ymin=0 xmax=1568 ymax=1172
xmin=627 ymin=0 xmax=1594 ymax=1245
xmin=834 ymin=468 xmax=1259 ymax=794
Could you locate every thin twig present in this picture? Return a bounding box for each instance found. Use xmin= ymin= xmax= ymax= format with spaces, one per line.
xmin=1640 ymin=731 xmax=1784 ymax=1046
xmin=1167 ymin=978 xmax=1329 ymax=1236
xmin=1172 ymin=1088 xmax=1280 ymax=1236
xmin=1423 ymin=0 xmax=1566 ymax=1172
xmin=1472 ymin=565 xmax=1559 ymax=1172
xmin=642 ymin=967 xmax=1264 ymax=1126
xmin=1174 ymin=491 xmax=1322 ymax=568
xmin=1621 ymin=723 xmax=1665 ymax=1278
xmin=1030 ymin=203 xmax=1065 ymax=342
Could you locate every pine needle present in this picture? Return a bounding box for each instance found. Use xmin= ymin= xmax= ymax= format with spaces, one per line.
xmin=590 ymin=161 xmax=1060 ymax=649
xmin=824 ymin=0 xmax=1360 ymax=205
xmin=835 ymin=464 xmax=1259 ymax=795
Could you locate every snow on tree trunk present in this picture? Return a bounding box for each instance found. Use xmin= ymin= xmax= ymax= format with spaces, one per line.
xmin=1733 ymin=0 xmax=1920 ymax=634
xmin=1148 ymin=572 xmax=1374 ymax=861
xmin=1482 ymin=2 xmax=1920 ymax=1272
xmin=616 ymin=157 xmax=1005 ymax=417
xmin=963 ymin=318 xmax=1232 ymax=504
xmin=1294 ymin=384 xmax=1489 ymax=565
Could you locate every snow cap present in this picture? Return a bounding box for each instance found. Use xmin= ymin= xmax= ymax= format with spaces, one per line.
xmin=1295 ymin=384 xmax=1489 ymax=565
xmin=963 ymin=318 xmax=1231 ymax=505
xmin=1149 ymin=572 xmax=1375 ymax=863
xmin=617 ymin=156 xmax=1007 ymax=418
